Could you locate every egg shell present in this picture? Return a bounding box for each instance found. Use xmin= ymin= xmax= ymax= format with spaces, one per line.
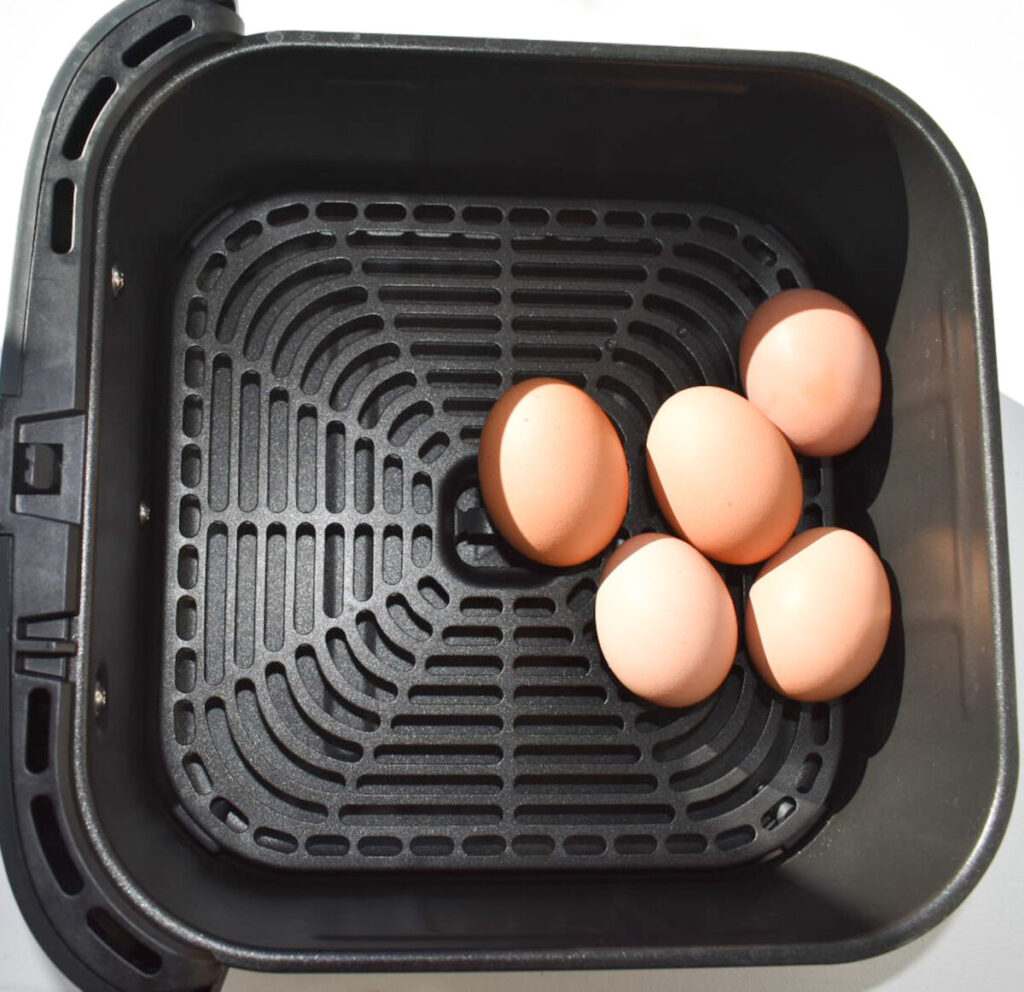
xmin=596 ymin=534 xmax=737 ymax=707
xmin=646 ymin=386 xmax=802 ymax=565
xmin=477 ymin=377 xmax=629 ymax=567
xmin=745 ymin=527 xmax=891 ymax=702
xmin=740 ymin=288 xmax=882 ymax=457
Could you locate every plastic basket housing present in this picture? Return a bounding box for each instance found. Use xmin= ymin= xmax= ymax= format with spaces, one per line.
xmin=0 ymin=2 xmax=1015 ymax=991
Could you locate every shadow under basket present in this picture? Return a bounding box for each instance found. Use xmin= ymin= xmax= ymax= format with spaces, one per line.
xmin=0 ymin=2 xmax=1015 ymax=991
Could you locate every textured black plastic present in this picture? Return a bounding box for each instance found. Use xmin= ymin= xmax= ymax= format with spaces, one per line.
xmin=1 ymin=0 xmax=1015 ymax=986
xmin=162 ymin=191 xmax=840 ymax=870
xmin=0 ymin=3 xmax=242 ymax=991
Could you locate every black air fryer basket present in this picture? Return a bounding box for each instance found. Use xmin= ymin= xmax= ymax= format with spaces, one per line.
xmin=0 ymin=2 xmax=1016 ymax=990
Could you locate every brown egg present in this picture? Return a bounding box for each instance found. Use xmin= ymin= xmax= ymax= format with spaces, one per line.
xmin=646 ymin=386 xmax=802 ymax=565
xmin=478 ymin=378 xmax=628 ymax=566
xmin=740 ymin=288 xmax=882 ymax=456
xmin=745 ymin=527 xmax=891 ymax=701
xmin=596 ymin=534 xmax=737 ymax=707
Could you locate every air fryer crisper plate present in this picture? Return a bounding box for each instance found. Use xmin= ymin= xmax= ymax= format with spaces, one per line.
xmin=162 ymin=191 xmax=841 ymax=870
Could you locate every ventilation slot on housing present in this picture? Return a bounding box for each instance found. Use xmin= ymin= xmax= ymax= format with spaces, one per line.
xmin=122 ymin=15 xmax=193 ymax=67
xmin=86 ymin=907 xmax=162 ymax=975
xmin=50 ymin=180 xmax=74 ymax=254
xmin=30 ymin=795 xmax=83 ymax=895
xmin=62 ymin=77 xmax=116 ymax=159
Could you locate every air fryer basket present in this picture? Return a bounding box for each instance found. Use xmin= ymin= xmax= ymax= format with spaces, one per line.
xmin=0 ymin=2 xmax=1015 ymax=991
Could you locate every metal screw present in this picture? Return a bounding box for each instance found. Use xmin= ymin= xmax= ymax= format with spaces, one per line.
xmin=111 ymin=266 xmax=125 ymax=297
xmin=138 ymin=501 xmax=150 ymax=525
xmin=93 ymin=684 xmax=107 ymax=713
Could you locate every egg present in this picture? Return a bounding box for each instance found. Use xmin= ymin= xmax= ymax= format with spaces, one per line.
xmin=745 ymin=527 xmax=891 ymax=701
xmin=478 ymin=378 xmax=629 ymax=566
xmin=646 ymin=386 xmax=802 ymax=565
xmin=596 ymin=534 xmax=737 ymax=707
xmin=740 ymin=288 xmax=881 ymax=456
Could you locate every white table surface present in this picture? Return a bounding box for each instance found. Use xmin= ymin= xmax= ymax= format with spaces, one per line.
xmin=1 ymin=1 xmax=1021 ymax=989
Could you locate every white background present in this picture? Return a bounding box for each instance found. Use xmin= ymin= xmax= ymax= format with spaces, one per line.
xmin=1 ymin=1 xmax=1021 ymax=990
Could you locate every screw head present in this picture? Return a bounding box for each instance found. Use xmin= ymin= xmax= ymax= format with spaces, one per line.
xmin=138 ymin=501 xmax=150 ymax=525
xmin=93 ymin=685 xmax=107 ymax=712
xmin=111 ymin=266 xmax=125 ymax=297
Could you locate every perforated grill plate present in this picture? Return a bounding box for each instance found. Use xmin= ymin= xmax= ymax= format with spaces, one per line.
xmin=162 ymin=193 xmax=841 ymax=870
